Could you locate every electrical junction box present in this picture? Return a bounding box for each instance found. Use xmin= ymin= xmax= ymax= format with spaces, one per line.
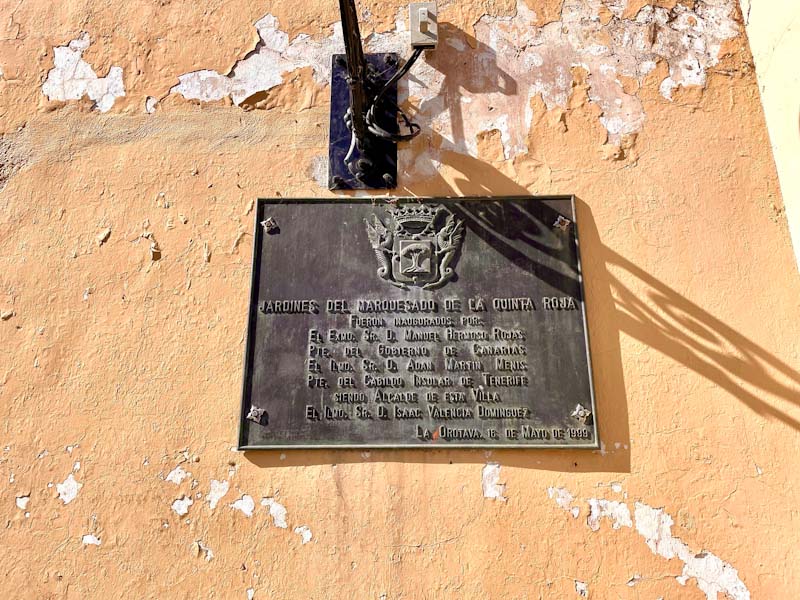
xmin=410 ymin=2 xmax=438 ymax=49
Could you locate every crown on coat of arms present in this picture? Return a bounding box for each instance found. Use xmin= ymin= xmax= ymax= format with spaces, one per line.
xmin=389 ymin=204 xmax=440 ymax=229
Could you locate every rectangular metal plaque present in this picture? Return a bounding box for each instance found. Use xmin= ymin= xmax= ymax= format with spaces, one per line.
xmin=239 ymin=197 xmax=598 ymax=449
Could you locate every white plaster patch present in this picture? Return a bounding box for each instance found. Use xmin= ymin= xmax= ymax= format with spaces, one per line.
xmin=309 ymin=155 xmax=328 ymax=188
xmin=587 ymin=498 xmax=632 ymax=531
xmin=15 ymin=495 xmax=29 ymax=510
xmin=171 ymin=495 xmax=193 ymax=516
xmin=172 ymin=15 xmax=346 ymax=105
xmin=57 ymin=474 xmax=82 ymax=504
xmin=82 ymin=534 xmax=101 ymax=546
xmin=481 ymin=462 xmax=507 ymax=501
xmin=231 ymin=494 xmax=255 ymax=517
xmin=640 ymin=60 xmax=657 ymax=75
xmin=549 ymin=488 xmax=750 ymax=600
xmin=42 ymin=33 xmax=125 ymax=112
xmin=634 ymin=503 xmax=750 ymax=600
xmin=547 ymin=486 xmax=579 ymax=518
xmin=449 ymin=0 xmax=736 ymax=146
xmin=171 ymin=0 xmax=739 ymax=165
xmin=261 ymin=497 xmax=288 ymax=528
xmin=294 ymin=525 xmax=313 ymax=544
xmin=575 ymin=580 xmax=589 ymax=597
xmin=207 ymin=479 xmax=229 ymax=510
xmin=165 ymin=465 xmax=190 ymax=485
xmin=247 ymin=589 xmax=255 ymax=600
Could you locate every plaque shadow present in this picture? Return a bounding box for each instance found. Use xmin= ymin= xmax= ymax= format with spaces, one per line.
xmin=245 ymin=152 xmax=800 ymax=472
xmin=410 ymin=22 xmax=518 ymax=156
xmin=243 ymin=158 xmax=632 ymax=474
xmin=399 ymin=149 xmax=800 ymax=465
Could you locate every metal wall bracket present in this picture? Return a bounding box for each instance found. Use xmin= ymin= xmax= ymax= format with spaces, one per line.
xmin=328 ymin=53 xmax=399 ymax=190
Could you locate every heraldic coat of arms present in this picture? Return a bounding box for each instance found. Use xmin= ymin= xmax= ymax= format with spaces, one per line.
xmin=365 ymin=204 xmax=465 ymax=290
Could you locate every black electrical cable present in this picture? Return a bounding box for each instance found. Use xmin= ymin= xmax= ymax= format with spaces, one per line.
xmin=365 ymin=48 xmax=424 ymax=142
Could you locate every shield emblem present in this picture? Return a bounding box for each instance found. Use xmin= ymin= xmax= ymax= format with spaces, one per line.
xmin=393 ymin=237 xmax=438 ymax=284
xmin=365 ymin=203 xmax=463 ymax=290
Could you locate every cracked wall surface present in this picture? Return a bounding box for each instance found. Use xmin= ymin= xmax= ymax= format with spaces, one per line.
xmin=1 ymin=0 xmax=799 ymax=598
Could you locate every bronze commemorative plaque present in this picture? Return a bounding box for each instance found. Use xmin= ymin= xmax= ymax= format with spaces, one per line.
xmin=238 ymin=197 xmax=597 ymax=449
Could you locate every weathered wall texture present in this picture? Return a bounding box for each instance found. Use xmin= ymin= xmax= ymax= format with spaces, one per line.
xmin=1 ymin=0 xmax=799 ymax=598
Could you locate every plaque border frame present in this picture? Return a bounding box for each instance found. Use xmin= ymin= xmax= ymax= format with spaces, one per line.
xmin=238 ymin=196 xmax=599 ymax=450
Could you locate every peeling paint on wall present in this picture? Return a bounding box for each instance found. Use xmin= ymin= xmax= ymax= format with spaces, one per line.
xmin=207 ymin=479 xmax=229 ymax=509
xmin=469 ymin=0 xmax=741 ymax=149
xmin=481 ymin=462 xmax=506 ymax=501
xmin=42 ymin=33 xmax=125 ymax=112
xmin=586 ymin=498 xmax=632 ymax=531
xmin=231 ymin=494 xmax=255 ymax=517
xmin=171 ymin=15 xmax=342 ymax=105
xmin=165 ymin=465 xmax=190 ymax=485
xmin=547 ymin=486 xmax=580 ymax=518
xmin=171 ymin=495 xmax=193 ymax=516
xmin=294 ymin=525 xmax=313 ymax=544
xmin=171 ymin=0 xmax=740 ymax=163
xmin=635 ymin=503 xmax=750 ymax=600
xmin=81 ymin=534 xmax=101 ymax=546
xmin=308 ymin=155 xmax=328 ymax=188
xmin=261 ymin=497 xmax=288 ymax=528
xmin=548 ymin=488 xmax=751 ymax=600
xmin=56 ymin=473 xmax=81 ymax=504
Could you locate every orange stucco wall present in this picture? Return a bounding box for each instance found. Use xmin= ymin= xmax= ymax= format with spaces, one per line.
xmin=1 ymin=1 xmax=798 ymax=598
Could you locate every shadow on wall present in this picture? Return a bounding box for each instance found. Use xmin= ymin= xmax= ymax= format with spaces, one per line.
xmin=411 ymin=22 xmax=518 ymax=154
xmin=246 ymin=147 xmax=800 ymax=473
xmin=422 ymin=150 xmax=800 ymax=436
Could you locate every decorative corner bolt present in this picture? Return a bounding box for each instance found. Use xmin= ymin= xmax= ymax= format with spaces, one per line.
xmin=553 ymin=215 xmax=572 ymax=232
xmin=328 ymin=1 xmax=438 ymax=191
xmin=260 ymin=217 xmax=279 ymax=234
xmin=246 ymin=406 xmax=268 ymax=425
xmin=571 ymin=404 xmax=593 ymax=426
